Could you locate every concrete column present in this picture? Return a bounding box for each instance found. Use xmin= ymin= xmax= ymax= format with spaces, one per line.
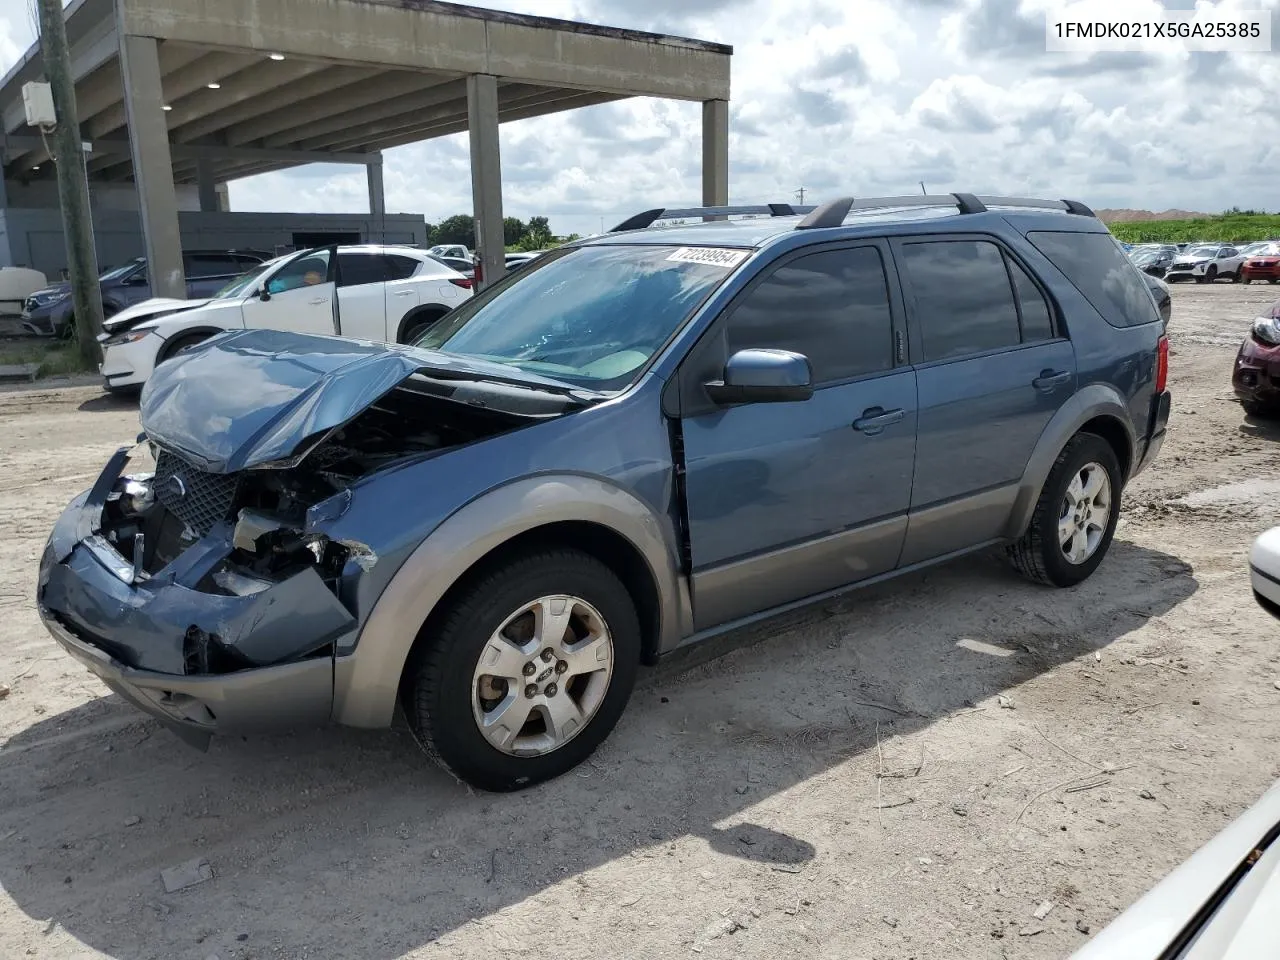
xmin=467 ymin=74 xmax=505 ymax=290
xmin=702 ymin=99 xmax=729 ymax=209
xmin=119 ymin=34 xmax=185 ymax=299
xmin=366 ymin=152 xmax=385 ymax=242
xmin=195 ymin=159 xmax=218 ymax=213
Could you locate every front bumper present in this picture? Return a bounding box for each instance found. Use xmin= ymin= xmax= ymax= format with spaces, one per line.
xmin=20 ymin=304 xmax=59 ymax=336
xmin=1232 ymin=335 xmax=1280 ymax=404
xmin=37 ymin=449 xmax=355 ymax=746
xmin=98 ymin=331 xmax=162 ymax=390
xmin=1243 ymin=262 xmax=1280 ymax=281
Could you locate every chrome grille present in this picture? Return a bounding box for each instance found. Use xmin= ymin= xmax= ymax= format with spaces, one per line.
xmin=153 ymin=449 xmax=242 ymax=538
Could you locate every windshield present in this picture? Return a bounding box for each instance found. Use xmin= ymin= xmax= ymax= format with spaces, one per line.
xmin=212 ymin=255 xmax=290 ymax=299
xmin=1189 ymin=246 xmax=1220 ymax=257
xmin=1249 ymin=243 xmax=1280 ymax=256
xmin=99 ymin=259 xmax=144 ymax=282
xmin=415 ymin=244 xmax=744 ymax=390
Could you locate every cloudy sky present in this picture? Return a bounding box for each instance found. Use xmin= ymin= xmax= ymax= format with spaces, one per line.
xmin=1 ymin=0 xmax=1277 ymax=236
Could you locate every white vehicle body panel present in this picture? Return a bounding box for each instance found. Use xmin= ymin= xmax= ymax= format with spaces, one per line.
xmin=1070 ymin=774 xmax=1280 ymax=958
xmin=1250 ymin=526 xmax=1280 ymax=610
xmin=98 ymin=245 xmax=471 ymax=391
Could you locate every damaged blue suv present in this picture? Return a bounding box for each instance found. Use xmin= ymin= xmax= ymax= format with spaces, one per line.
xmin=37 ymin=195 xmax=1171 ymax=791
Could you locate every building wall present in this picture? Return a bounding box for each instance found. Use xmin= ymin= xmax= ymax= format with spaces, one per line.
xmin=3 ymin=179 xmax=204 ymax=212
xmin=0 ymin=209 xmax=427 ymax=278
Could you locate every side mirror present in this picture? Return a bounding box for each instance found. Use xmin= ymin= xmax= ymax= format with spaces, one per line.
xmin=704 ymin=348 xmax=814 ymax=404
xmin=257 ymin=283 xmax=272 ymax=301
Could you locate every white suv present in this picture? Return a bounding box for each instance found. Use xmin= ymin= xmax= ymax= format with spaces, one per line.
xmin=98 ymin=245 xmax=473 ymax=394
xmin=1165 ymin=244 xmax=1245 ymax=283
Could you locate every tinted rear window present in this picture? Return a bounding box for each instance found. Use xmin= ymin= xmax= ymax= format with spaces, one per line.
xmin=1027 ymin=231 xmax=1158 ymax=328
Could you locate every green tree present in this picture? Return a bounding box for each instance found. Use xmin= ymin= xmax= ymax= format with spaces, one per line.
xmin=519 ymin=215 xmax=553 ymax=251
xmin=503 ymin=217 xmax=526 ymax=246
xmin=431 ymin=214 xmax=475 ymax=248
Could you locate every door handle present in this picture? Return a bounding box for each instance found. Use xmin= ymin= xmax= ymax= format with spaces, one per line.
xmin=1033 ymin=370 xmax=1071 ymax=391
xmin=308 ymin=298 xmax=329 ymax=306
xmin=393 ymin=290 xmax=414 ymax=297
xmin=852 ymin=407 xmax=905 ymax=435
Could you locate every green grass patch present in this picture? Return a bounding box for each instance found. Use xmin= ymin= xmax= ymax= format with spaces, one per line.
xmin=0 ymin=340 xmax=96 ymax=379
xmin=1109 ymin=213 xmax=1280 ymax=244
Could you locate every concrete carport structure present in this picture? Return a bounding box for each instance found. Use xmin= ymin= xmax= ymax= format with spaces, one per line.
xmin=0 ymin=0 xmax=732 ymax=295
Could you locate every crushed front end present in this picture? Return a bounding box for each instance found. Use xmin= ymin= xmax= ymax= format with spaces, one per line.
xmin=37 ymin=442 xmax=360 ymax=746
xmin=36 ymin=329 xmax=582 ymax=746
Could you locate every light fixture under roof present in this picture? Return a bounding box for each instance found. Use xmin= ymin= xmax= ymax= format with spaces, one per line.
xmin=269 ymin=53 xmax=285 ymax=61
xmin=207 ymin=82 xmax=221 ymax=90
xmin=162 ymin=104 xmax=173 ymax=111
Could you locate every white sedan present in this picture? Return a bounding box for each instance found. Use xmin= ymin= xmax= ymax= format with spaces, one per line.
xmin=97 ymin=245 xmax=473 ymax=394
xmin=1165 ymin=244 xmax=1246 ymax=283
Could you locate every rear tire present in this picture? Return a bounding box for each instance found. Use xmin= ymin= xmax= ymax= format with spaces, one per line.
xmin=1243 ymin=276 xmax=1253 ymax=284
xmin=1007 ymin=433 xmax=1122 ymax=588
xmin=402 ymin=548 xmax=641 ymax=792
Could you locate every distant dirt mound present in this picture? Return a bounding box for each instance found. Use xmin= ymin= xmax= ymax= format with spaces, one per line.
xmin=1096 ymin=208 xmax=1209 ymax=223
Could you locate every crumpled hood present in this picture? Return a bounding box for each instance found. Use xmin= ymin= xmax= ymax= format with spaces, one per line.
xmin=102 ymin=296 xmax=212 ymax=332
xmin=138 ymin=328 xmax=574 ymax=473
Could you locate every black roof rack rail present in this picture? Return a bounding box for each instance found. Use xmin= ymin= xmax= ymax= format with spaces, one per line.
xmin=795 ymin=193 xmax=1097 ymax=230
xmin=973 ymin=195 xmax=1096 ymax=217
xmin=608 ymin=204 xmax=813 ymax=232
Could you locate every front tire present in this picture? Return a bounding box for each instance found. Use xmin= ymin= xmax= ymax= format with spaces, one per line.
xmin=402 ymin=548 xmax=641 ymax=791
xmin=158 ymin=331 xmax=212 ymax=363
xmin=1007 ymin=433 xmax=1122 ymax=587
xmin=1243 ymin=399 xmax=1280 ymax=419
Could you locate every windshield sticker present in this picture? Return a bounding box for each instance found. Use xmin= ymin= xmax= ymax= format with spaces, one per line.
xmin=666 ymin=247 xmax=749 ymax=268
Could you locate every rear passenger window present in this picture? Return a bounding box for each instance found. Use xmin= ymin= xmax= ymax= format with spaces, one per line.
xmin=900 ymin=240 xmax=1021 ymax=361
xmin=725 ymin=247 xmax=894 ymax=384
xmin=1027 ymin=231 xmax=1158 ymax=328
xmin=381 ymin=255 xmax=420 ymax=281
xmin=1008 ymin=258 xmax=1054 ymax=342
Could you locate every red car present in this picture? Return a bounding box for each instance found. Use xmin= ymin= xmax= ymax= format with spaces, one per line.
xmin=1233 ymin=299 xmax=1280 ymax=416
xmin=1241 ymin=242 xmax=1280 ymax=284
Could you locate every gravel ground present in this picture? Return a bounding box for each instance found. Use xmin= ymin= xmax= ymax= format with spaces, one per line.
xmin=1 ymin=281 xmax=1279 ymax=960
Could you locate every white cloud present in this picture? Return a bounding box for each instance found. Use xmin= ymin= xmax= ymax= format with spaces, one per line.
xmin=1 ymin=0 xmax=1278 ymax=234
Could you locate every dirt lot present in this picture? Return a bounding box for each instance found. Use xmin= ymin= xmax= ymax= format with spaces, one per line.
xmin=1 ymin=282 xmax=1279 ymax=960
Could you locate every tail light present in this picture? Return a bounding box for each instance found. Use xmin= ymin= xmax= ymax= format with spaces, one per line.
xmin=449 ymin=277 xmax=472 ymax=289
xmin=473 ymin=260 xmax=483 ymax=285
xmin=1155 ymin=334 xmax=1169 ymax=394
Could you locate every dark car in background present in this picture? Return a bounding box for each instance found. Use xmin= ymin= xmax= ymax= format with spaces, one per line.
xmin=1233 ymin=298 xmax=1280 ymax=417
xmin=21 ymin=249 xmax=270 ymax=338
xmin=1143 ymin=272 xmax=1171 ymax=329
xmin=1130 ymin=245 xmax=1175 ymax=278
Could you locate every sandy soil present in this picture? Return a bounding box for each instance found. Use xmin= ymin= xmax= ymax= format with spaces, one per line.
xmin=1 ymin=282 xmax=1279 ymax=960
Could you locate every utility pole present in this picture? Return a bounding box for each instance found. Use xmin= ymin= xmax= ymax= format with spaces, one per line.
xmin=920 ymin=181 xmax=927 ymax=195
xmin=35 ymin=0 xmax=104 ymax=367
xmin=795 ymin=186 xmax=806 ymax=205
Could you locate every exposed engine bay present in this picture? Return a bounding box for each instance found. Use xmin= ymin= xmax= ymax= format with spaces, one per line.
xmin=86 ymin=376 xmax=559 ymax=673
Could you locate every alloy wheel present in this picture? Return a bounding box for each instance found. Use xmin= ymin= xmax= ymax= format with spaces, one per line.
xmin=471 ymin=594 xmax=614 ymax=756
xmin=1058 ymin=462 xmax=1112 ymax=565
